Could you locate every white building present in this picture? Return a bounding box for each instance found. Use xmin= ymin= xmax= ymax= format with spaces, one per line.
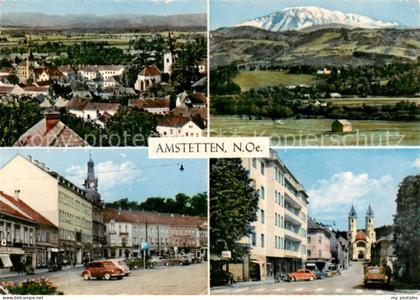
xmin=157 ymin=116 xmax=205 ymax=138
xmin=164 ymin=51 xmax=177 ymax=75
xmin=237 ymin=151 xmax=309 ymax=281
xmin=0 ymin=155 xmax=94 ymax=264
xmin=134 ymin=66 xmax=162 ymax=92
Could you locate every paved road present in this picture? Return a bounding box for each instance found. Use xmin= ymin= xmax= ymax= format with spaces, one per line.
xmin=211 ymin=262 xmax=419 ymax=295
xmin=4 ymin=263 xmax=208 ymax=295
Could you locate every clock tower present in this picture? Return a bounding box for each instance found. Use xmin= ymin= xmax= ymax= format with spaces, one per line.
xmin=84 ymin=155 xmax=101 ymax=203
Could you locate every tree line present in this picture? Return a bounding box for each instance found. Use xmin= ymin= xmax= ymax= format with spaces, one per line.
xmin=104 ymin=193 xmax=207 ymax=217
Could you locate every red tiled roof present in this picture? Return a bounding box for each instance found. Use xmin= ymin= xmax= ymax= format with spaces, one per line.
xmin=129 ymin=98 xmax=169 ymax=109
xmin=172 ymin=107 xmax=207 ymax=120
xmin=139 ymin=65 xmax=161 ymax=77
xmin=0 ymin=192 xmax=56 ymax=228
xmin=84 ymin=102 xmax=121 ymax=111
xmin=0 ymin=86 xmax=14 ymax=94
xmin=158 ymin=116 xmax=191 ymax=127
xmin=14 ymin=115 xmax=88 ymax=147
xmin=187 ymin=92 xmax=207 ymax=104
xmin=0 ymin=195 xmax=35 ymax=223
xmin=67 ymin=97 xmax=89 ymax=110
xmin=23 ymin=85 xmax=49 ymax=92
xmin=103 ymin=208 xmax=206 ymax=228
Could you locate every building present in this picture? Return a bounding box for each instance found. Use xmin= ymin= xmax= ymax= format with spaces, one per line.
xmin=332 ymin=119 xmax=352 ymax=133
xmin=103 ymin=209 xmax=206 ymax=258
xmin=0 ymin=194 xmax=37 ymax=274
xmin=14 ymin=111 xmax=88 ymax=147
xmin=176 ymin=92 xmax=207 ymax=110
xmin=78 ymin=65 xmax=125 ymax=81
xmin=83 ymin=157 xmax=106 ymax=260
xmin=373 ymin=233 xmax=396 ymax=271
xmin=306 ymin=218 xmax=332 ymax=272
xmin=157 ymin=116 xmax=206 ymax=138
xmin=0 ymin=191 xmax=59 ymax=269
xmin=80 ymin=102 xmax=121 ymax=123
xmin=134 ymin=65 xmax=162 ymax=92
xmin=163 ymin=32 xmax=177 ymax=75
xmin=128 ymin=98 xmax=170 ymax=115
xmin=0 ymin=155 xmax=94 ymax=265
xmin=348 ymin=205 xmax=376 ymax=261
xmin=236 ymin=151 xmax=308 ymax=281
xmin=15 ymin=60 xmax=30 ymax=83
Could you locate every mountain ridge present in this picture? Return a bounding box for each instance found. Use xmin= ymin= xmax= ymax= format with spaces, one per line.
xmin=236 ymin=6 xmax=398 ymax=32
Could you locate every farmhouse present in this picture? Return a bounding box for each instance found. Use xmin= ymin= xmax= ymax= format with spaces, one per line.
xmin=332 ymin=119 xmax=352 ymax=133
xmin=157 ymin=116 xmax=205 ymax=138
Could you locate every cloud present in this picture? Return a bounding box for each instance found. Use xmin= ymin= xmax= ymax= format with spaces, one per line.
xmin=307 ymin=172 xmax=396 ymax=227
xmin=410 ymin=158 xmax=420 ymax=168
xmin=65 ymin=160 xmax=144 ymax=193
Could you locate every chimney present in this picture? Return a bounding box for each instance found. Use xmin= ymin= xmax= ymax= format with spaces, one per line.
xmin=14 ymin=190 xmax=20 ymax=201
xmin=45 ymin=111 xmax=61 ymax=132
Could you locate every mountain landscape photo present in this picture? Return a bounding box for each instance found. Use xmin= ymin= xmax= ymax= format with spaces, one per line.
xmin=210 ymin=2 xmax=420 ymax=146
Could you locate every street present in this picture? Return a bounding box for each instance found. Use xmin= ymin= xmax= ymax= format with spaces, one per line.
xmin=211 ymin=262 xmax=420 ymax=295
xmin=4 ymin=263 xmax=208 ymax=295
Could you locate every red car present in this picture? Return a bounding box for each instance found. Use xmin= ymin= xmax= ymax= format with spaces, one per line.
xmin=81 ymin=260 xmax=125 ymax=280
xmin=288 ymin=269 xmax=317 ymax=281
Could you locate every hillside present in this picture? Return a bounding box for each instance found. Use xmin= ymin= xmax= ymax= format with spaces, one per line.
xmin=211 ymin=27 xmax=420 ymax=68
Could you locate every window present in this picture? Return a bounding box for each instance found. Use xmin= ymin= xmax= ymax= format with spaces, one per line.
xmin=318 ymin=236 xmax=322 ymax=244
xmin=261 ymin=234 xmax=265 ymax=248
xmin=307 ymin=250 xmax=312 ymax=257
xmin=261 ymin=209 xmax=265 ymax=224
xmin=275 ymin=213 xmax=278 ymax=226
xmin=307 ymin=236 xmax=311 ymax=243
xmin=260 ymin=186 xmax=265 ymax=199
xmin=318 ymin=250 xmax=322 ymax=257
xmin=260 ymin=161 xmax=265 ymax=175
xmin=251 ymin=231 xmax=256 ymax=247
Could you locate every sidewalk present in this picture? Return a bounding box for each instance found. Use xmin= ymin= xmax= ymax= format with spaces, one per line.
xmin=0 ymin=265 xmax=84 ymax=280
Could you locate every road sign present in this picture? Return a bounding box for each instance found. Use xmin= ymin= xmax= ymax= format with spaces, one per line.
xmin=140 ymin=242 xmax=149 ymax=250
xmin=222 ymin=251 xmax=231 ymax=259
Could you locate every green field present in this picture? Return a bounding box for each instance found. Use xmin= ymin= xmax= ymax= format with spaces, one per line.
xmin=210 ymin=115 xmax=420 ymax=146
xmin=233 ymin=71 xmax=321 ymax=91
xmin=328 ymin=97 xmax=420 ymax=107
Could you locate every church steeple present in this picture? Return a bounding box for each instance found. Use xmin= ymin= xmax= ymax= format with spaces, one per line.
xmin=348 ymin=205 xmax=357 ymax=242
xmin=365 ymin=204 xmax=375 ymax=242
xmin=84 ymin=155 xmax=101 ymax=203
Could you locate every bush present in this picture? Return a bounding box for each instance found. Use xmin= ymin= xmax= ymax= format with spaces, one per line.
xmin=1 ymin=278 xmax=59 ymax=295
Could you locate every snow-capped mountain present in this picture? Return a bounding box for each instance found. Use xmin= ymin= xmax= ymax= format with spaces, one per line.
xmin=237 ymin=6 xmax=398 ymax=32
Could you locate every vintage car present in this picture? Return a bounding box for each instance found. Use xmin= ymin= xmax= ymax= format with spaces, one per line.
xmin=110 ymin=259 xmax=131 ymax=276
xmin=287 ymin=269 xmax=317 ymax=281
xmin=81 ymin=260 xmax=125 ymax=280
xmin=364 ymin=266 xmax=389 ymax=287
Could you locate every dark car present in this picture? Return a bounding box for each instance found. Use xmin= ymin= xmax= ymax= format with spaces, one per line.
xmin=81 ymin=260 xmax=125 ymax=280
xmin=314 ymin=270 xmax=326 ymax=279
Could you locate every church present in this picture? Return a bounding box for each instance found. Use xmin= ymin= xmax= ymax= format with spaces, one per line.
xmin=348 ymin=205 xmax=376 ymax=261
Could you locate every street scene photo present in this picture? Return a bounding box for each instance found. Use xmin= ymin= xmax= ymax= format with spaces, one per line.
xmin=210 ymin=0 xmax=419 ymax=146
xmin=210 ymin=149 xmax=420 ymax=295
xmin=0 ymin=149 xmax=208 ymax=295
xmin=0 ymin=0 xmax=208 ymax=147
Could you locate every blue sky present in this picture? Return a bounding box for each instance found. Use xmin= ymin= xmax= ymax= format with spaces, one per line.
xmin=0 ymin=0 xmax=207 ymax=15
xmin=211 ymin=0 xmax=420 ymax=29
xmin=0 ymin=149 xmax=207 ymax=203
xmin=276 ymin=148 xmax=420 ymax=231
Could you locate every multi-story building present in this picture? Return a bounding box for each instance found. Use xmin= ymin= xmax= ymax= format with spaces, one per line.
xmin=104 ymin=209 xmax=206 ymax=258
xmin=0 ymin=194 xmax=37 ymax=273
xmin=348 ymin=205 xmax=376 ymax=261
xmin=239 ymin=150 xmax=308 ymax=280
xmin=0 ymin=155 xmax=93 ymax=265
xmin=0 ymin=191 xmax=59 ymax=270
xmin=306 ymin=218 xmax=332 ymax=271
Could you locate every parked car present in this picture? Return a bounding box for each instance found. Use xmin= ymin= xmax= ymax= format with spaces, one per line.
xmin=314 ymin=270 xmax=326 ymax=279
xmin=364 ymin=266 xmax=389 ymax=287
xmin=287 ymin=269 xmax=317 ymax=282
xmin=111 ymin=259 xmax=131 ymax=276
xmin=81 ymin=260 xmax=125 ymax=280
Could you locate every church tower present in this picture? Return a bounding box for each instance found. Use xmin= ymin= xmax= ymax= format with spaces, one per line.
xmin=348 ymin=205 xmax=357 ymax=243
xmin=365 ymin=205 xmax=376 ymax=242
xmin=84 ymin=155 xmax=101 ymax=203
xmin=164 ymin=32 xmax=177 ymax=75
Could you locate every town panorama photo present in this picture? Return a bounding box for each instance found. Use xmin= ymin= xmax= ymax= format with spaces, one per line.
xmin=0 ymin=0 xmax=208 ymax=147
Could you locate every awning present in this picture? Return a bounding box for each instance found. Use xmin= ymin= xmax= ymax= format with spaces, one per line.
xmin=306 ymin=263 xmax=316 ymax=266
xmin=0 ymin=254 xmax=13 ymax=268
xmin=49 ymin=248 xmax=59 ymax=253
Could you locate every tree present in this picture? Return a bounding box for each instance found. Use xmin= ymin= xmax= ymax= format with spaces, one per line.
xmin=393 ymin=175 xmax=420 ymax=285
xmin=210 ymin=158 xmax=260 ymax=259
